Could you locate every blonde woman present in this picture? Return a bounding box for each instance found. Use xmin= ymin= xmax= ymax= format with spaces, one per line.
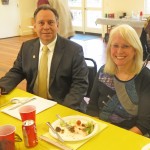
xmin=86 ymin=24 xmax=150 ymax=136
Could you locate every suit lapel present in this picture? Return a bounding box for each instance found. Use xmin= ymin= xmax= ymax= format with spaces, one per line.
xmin=31 ymin=39 xmax=40 ymax=80
xmin=50 ymin=36 xmax=65 ymax=84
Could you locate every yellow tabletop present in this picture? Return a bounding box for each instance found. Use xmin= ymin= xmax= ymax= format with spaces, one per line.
xmin=0 ymin=88 xmax=150 ymax=150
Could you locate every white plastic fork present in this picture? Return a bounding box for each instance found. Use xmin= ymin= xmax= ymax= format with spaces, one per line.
xmin=8 ymin=97 xmax=36 ymax=110
xmin=46 ymin=122 xmax=64 ymax=142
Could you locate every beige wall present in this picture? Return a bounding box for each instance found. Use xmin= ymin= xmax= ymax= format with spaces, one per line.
xmin=103 ymin=0 xmax=144 ymax=18
xmin=19 ymin=0 xmax=36 ymax=35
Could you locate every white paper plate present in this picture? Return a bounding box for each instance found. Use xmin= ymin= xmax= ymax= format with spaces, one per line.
xmin=141 ymin=143 xmax=150 ymax=150
xmin=49 ymin=115 xmax=99 ymax=142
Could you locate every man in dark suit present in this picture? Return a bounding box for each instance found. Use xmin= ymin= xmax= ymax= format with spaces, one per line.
xmin=0 ymin=5 xmax=88 ymax=111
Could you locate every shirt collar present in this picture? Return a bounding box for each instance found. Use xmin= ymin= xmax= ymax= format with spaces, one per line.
xmin=39 ymin=35 xmax=57 ymax=52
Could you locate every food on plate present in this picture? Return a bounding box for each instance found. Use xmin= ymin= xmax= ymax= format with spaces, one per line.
xmin=49 ymin=115 xmax=100 ymax=141
xmin=54 ymin=119 xmax=95 ymax=139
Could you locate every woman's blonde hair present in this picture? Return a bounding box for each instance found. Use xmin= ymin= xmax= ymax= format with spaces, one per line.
xmin=104 ymin=24 xmax=143 ymax=75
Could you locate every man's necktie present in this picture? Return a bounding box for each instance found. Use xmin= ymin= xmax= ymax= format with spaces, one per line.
xmin=38 ymin=45 xmax=48 ymax=99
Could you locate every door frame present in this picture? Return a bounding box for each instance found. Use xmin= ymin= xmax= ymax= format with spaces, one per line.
xmin=68 ymin=0 xmax=103 ymax=34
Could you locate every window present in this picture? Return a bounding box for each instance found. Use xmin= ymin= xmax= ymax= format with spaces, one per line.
xmin=144 ymin=0 xmax=150 ymax=14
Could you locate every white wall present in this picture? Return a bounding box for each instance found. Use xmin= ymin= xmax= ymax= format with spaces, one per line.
xmin=0 ymin=0 xmax=36 ymax=38
xmin=0 ymin=0 xmax=20 ymax=38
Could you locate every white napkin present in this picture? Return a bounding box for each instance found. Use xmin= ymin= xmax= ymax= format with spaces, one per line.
xmin=1 ymin=96 xmax=57 ymax=120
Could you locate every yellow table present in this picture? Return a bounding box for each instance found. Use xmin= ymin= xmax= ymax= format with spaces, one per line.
xmin=0 ymin=88 xmax=150 ymax=150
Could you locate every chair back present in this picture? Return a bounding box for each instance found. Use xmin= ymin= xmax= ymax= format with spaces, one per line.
xmin=85 ymin=58 xmax=97 ymax=97
xmin=140 ymin=28 xmax=150 ymax=61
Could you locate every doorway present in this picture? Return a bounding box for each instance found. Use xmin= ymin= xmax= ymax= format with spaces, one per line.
xmin=68 ymin=0 xmax=103 ymax=34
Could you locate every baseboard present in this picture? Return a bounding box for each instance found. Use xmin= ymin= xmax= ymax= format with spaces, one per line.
xmin=21 ymin=29 xmax=35 ymax=36
xmin=75 ymin=31 xmax=102 ymax=37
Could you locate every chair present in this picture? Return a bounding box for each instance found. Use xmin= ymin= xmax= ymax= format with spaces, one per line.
xmin=80 ymin=58 xmax=97 ymax=113
xmin=140 ymin=28 xmax=150 ymax=61
xmin=85 ymin=58 xmax=97 ymax=98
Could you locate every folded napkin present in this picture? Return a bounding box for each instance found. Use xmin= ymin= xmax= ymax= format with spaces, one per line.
xmin=42 ymin=121 xmax=108 ymax=150
xmin=1 ymin=96 xmax=57 ymax=120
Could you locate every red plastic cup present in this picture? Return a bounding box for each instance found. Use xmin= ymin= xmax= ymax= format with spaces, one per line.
xmin=19 ymin=105 xmax=36 ymax=122
xmin=0 ymin=125 xmax=16 ymax=150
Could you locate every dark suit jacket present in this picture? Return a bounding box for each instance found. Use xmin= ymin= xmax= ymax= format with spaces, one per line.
xmin=0 ymin=35 xmax=88 ymax=110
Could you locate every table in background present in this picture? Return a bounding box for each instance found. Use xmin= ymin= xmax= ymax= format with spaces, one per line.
xmin=0 ymin=88 xmax=150 ymax=150
xmin=95 ymin=17 xmax=145 ymax=37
